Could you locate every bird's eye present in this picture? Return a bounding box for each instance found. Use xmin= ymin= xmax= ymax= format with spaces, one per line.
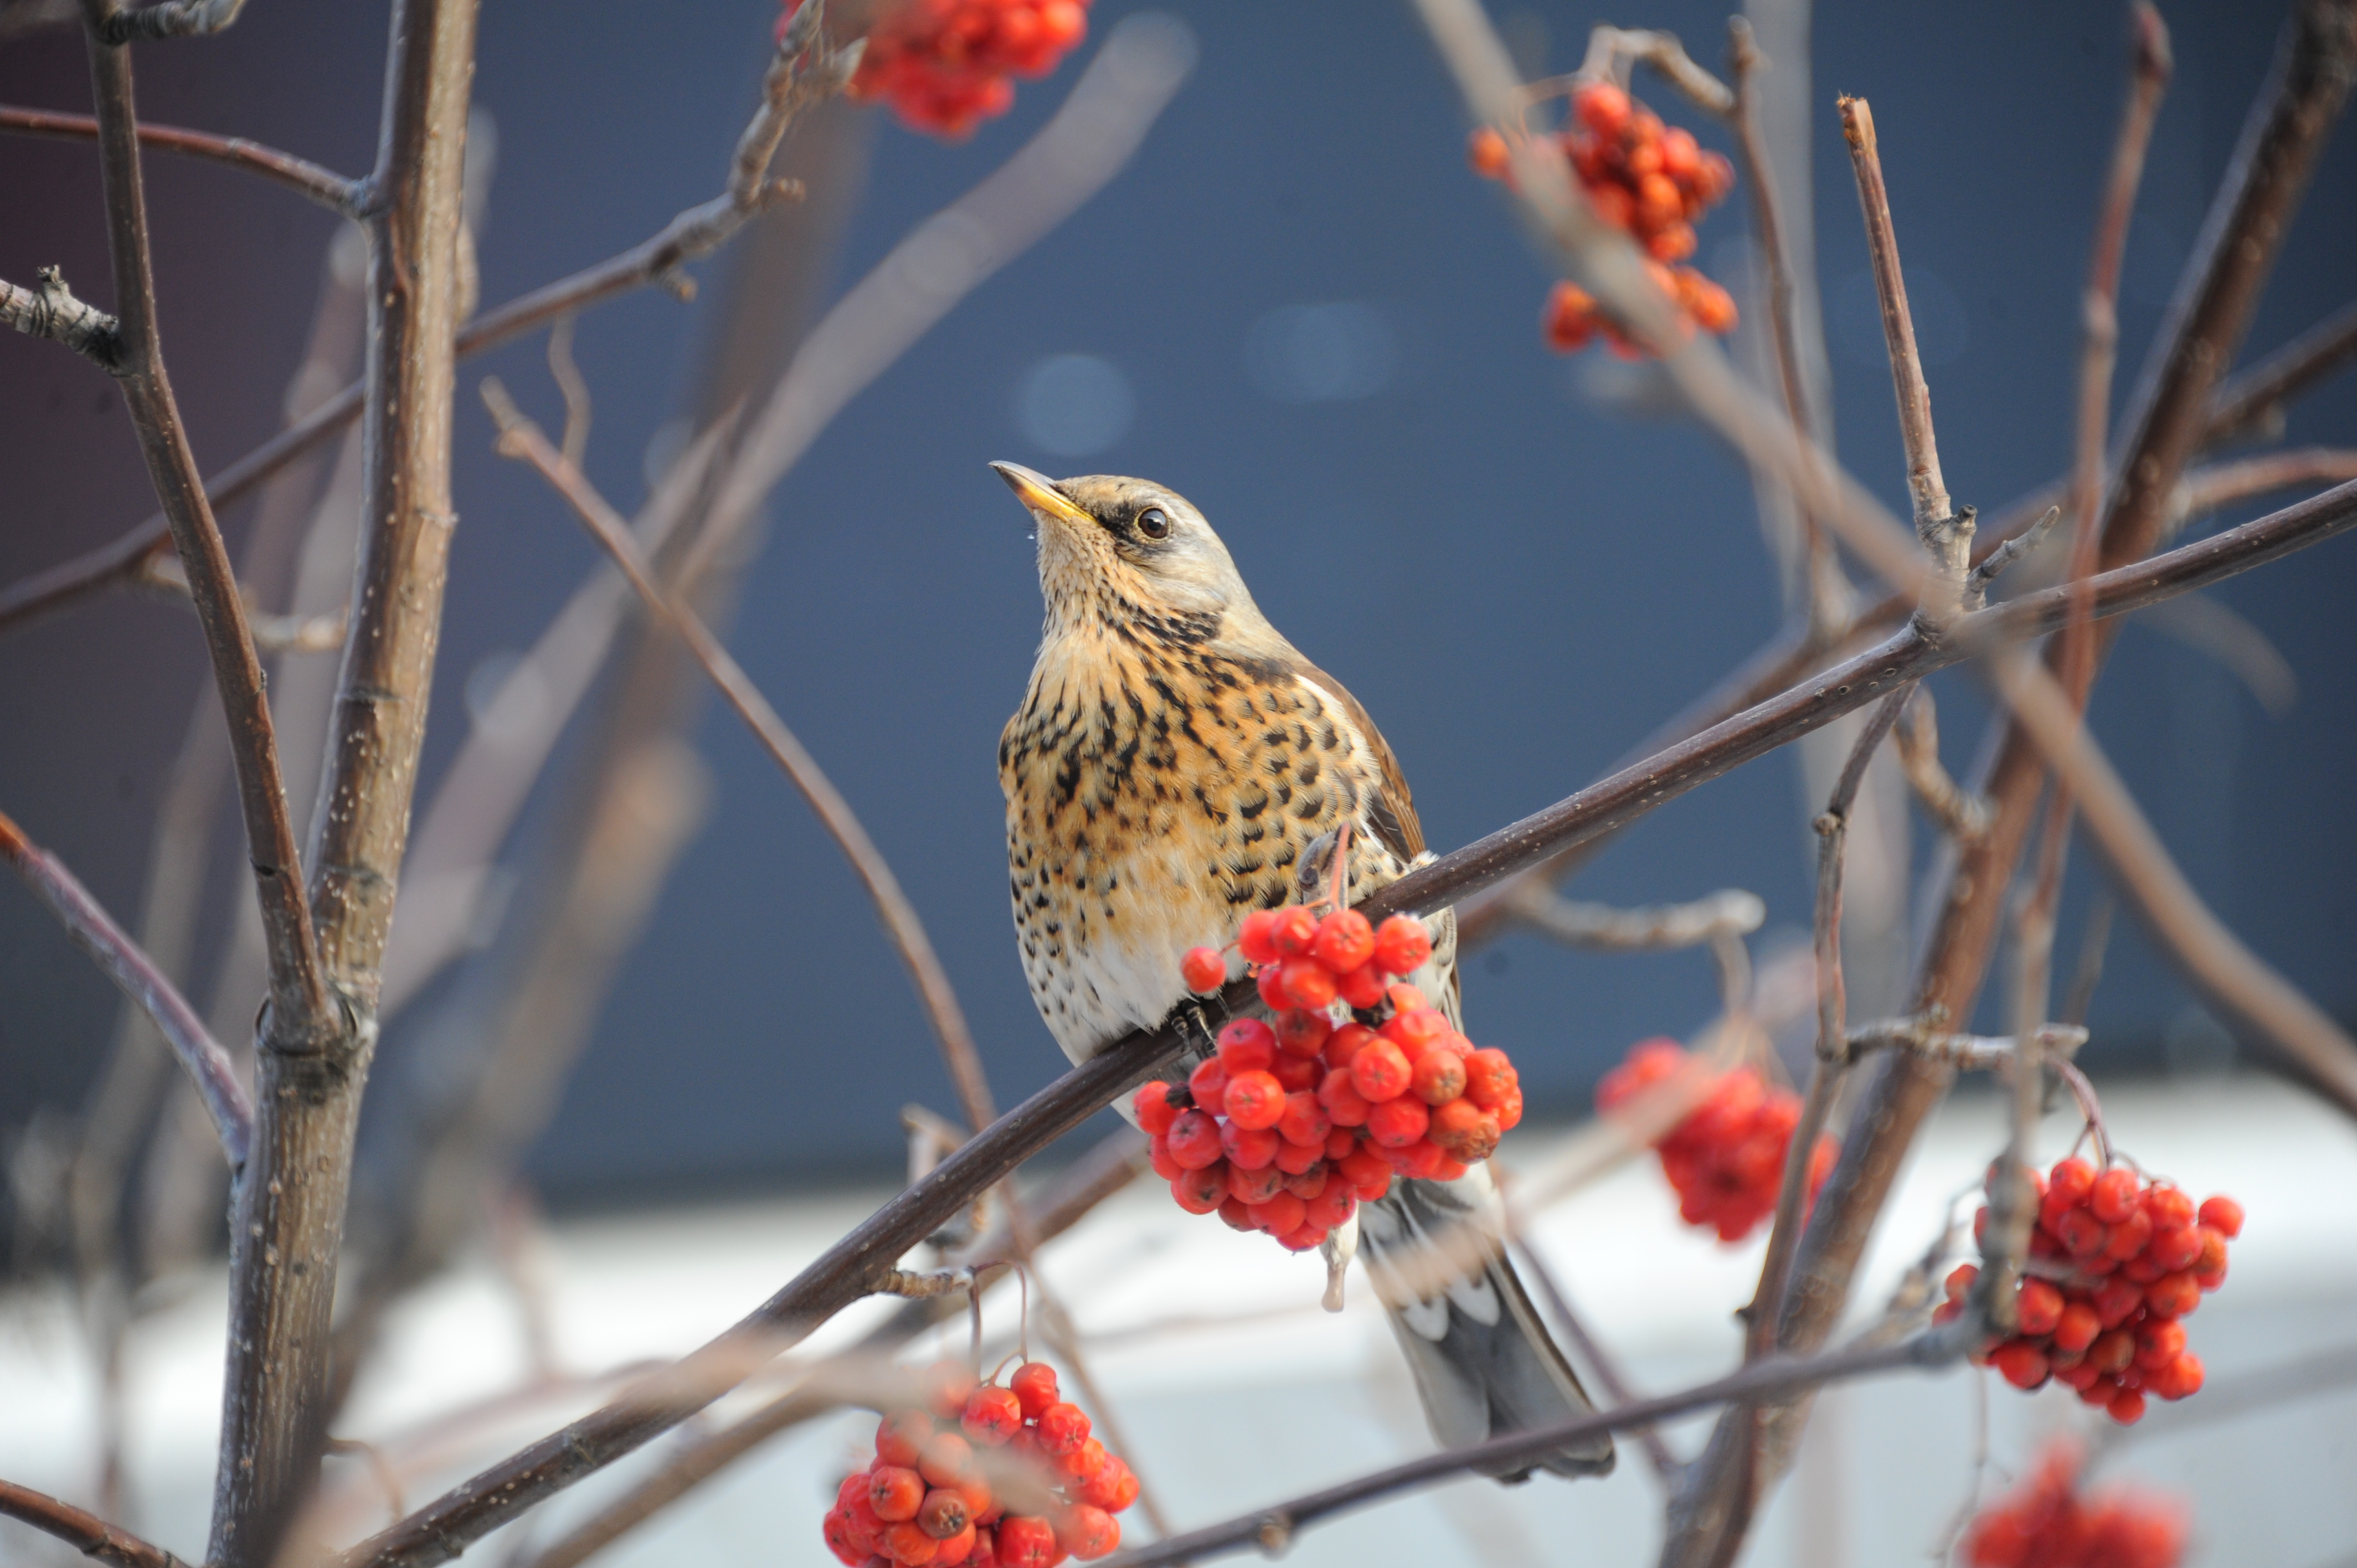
xmin=1136 ymin=507 xmax=1171 ymax=540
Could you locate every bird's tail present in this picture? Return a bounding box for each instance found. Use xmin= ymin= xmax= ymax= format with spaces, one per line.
xmin=1354 ymin=1172 xmax=1614 ymax=1482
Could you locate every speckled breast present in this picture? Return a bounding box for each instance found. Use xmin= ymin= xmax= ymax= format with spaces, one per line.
xmin=1001 ymin=632 xmax=1403 ymax=1063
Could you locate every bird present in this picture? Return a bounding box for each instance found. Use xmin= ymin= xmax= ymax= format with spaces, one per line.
xmin=990 ymin=460 xmax=1612 ymax=1482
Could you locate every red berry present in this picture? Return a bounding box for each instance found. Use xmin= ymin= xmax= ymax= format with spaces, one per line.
xmin=1322 ymin=1022 xmax=1375 ymax=1070
xmin=1278 ymin=956 xmax=1337 ymax=1012
xmin=2092 ymin=1276 xmax=2144 ymax=1329
xmin=1381 ymin=1007 xmax=1450 ymax=1057
xmin=1269 ymin=1051 xmax=1319 ymax=1093
xmin=1077 ymin=1454 xmax=1138 ymax=1512
xmin=920 ymin=1487 xmax=971 ymax=1539
xmin=2015 ymin=1278 xmax=2063 ymax=1337
xmin=2153 ymin=1350 xmax=2204 ymax=1400
xmin=922 ymin=1363 xmax=975 ymax=1419
xmin=2055 ymin=1205 xmax=2109 ymax=1258
xmin=1220 ymin=1119 xmax=1280 ymax=1170
xmin=1254 ymin=963 xmax=1290 ymax=1011
xmin=1035 ymin=1401 xmax=1090 ymax=1456
xmin=1164 ymin=1110 xmax=1223 ymax=1170
xmin=1306 ymin=1179 xmax=1355 ymax=1230
xmin=872 ymin=1464 xmax=927 ymax=1521
xmin=1277 ymin=1091 xmax=1332 ymax=1149
xmin=1186 ymin=1058 xmax=1229 ymax=1112
xmin=1991 ymin=1340 xmax=2049 ymax=1390
xmin=1339 ymin=1146 xmax=1392 ymax=1200
xmin=1268 ymin=905 xmax=1319 ymax=956
xmin=919 ymin=1431 xmax=975 ymax=1487
xmin=1170 ymin=1165 xmax=1226 ymax=1214
xmin=1317 ymin=1067 xmax=1372 ymax=1127
xmin=1492 ymin=1086 xmax=1524 ymax=1131
xmin=996 ymin=1515 xmax=1057 ymax=1568
xmin=1462 ymin=1049 xmax=1516 ymax=1108
xmin=1573 ymin=80 xmax=1630 ymax=137
xmin=1146 ymin=1135 xmax=1181 ymax=1182
xmin=2133 ymin=1318 xmax=2187 ymax=1371
xmin=2107 ymin=1387 xmax=2147 ymax=1425
xmin=1180 ymin=946 xmax=1227 ymax=994
xmin=961 ymin=1386 xmax=1023 ymax=1446
xmin=1325 ymin=1127 xmax=1357 ymax=1160
xmin=1226 ymin=1160 xmax=1285 ymax=1206
xmin=1248 ymin=1191 xmax=1306 ymax=1236
xmin=1371 ymin=915 xmax=1432 ymax=976
xmin=2089 ymin=1329 xmax=2135 ymax=1375
xmin=1943 ymin=1262 xmax=1980 ymax=1301
xmin=1057 ymin=1504 xmax=1120 ymax=1560
xmin=822 ymin=1509 xmax=869 ymax=1566
xmin=2142 ymin=1184 xmax=2196 ymax=1230
xmin=1366 ymin=1095 xmax=1430 ymax=1149
xmin=885 ymin=1518 xmax=943 ymax=1562
xmin=1008 ymin=1363 xmax=1058 ymax=1418
xmin=2144 ymin=1271 xmax=2200 ymax=1318
xmin=1132 ymin=1082 xmax=1179 ymax=1136
xmin=1466 ymin=125 xmax=1510 ymax=179
xmin=935 ymin=1520 xmax=979 ymax=1565
xmin=1216 ymin=1019 xmax=1277 ymax=1071
xmin=877 ymin=1409 xmax=932 ymax=1467
xmin=1237 ymin=910 xmax=1282 ymax=965
xmin=1310 ymin=909 xmax=1376 ymax=973
xmin=1223 ymin=1070 xmax=1286 ymax=1130
xmin=1350 ymin=1040 xmax=1413 ymax=1102
xmin=1428 ymin=1097 xmax=1501 ymax=1161
xmin=2090 ymin=1168 xmax=2141 ymax=1224
xmin=2103 ymin=1206 xmax=2154 ymax=1261
xmin=2147 ymin=1224 xmax=2202 ymax=1272
xmin=2198 ymin=1194 xmax=2245 ymax=1237
xmin=1273 ymin=1008 xmax=1331 ymax=1059
xmin=1410 ymin=1050 xmax=1466 ymax=1105
xmin=1057 ymin=1437 xmax=1108 ymax=1481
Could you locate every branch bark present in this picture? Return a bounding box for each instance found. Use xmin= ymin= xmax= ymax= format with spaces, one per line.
xmin=0 ymin=1479 xmax=195 ymax=1568
xmin=332 ymin=476 xmax=2357 ymax=1568
xmin=1 ymin=103 xmax=362 ymax=214
xmin=1 ymin=264 xmax=123 ymax=365
xmin=208 ymin=0 xmax=478 ymax=1561
xmin=0 ymin=805 xmax=252 ymax=1166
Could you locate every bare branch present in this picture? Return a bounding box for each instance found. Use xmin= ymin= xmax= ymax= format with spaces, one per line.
xmin=2202 ymin=297 xmax=2357 ymax=443
xmin=0 ymin=103 xmax=362 ymax=214
xmin=1094 ymin=1334 xmax=1962 ymax=1568
xmin=1841 ymin=1018 xmax=2087 ymax=1070
xmin=99 ymin=0 xmax=241 ymax=41
xmin=2173 ymin=445 xmax=2357 ymax=525
xmin=1 ymin=264 xmax=122 ymax=367
xmin=1838 ymin=96 xmax=1969 ymax=596
xmin=336 ymin=477 xmax=2357 ymax=1568
xmin=1506 ymin=884 xmax=1763 ymax=952
xmin=1571 ymin=25 xmax=1733 ymax=114
xmin=0 ymin=9 xmax=855 ymax=643
xmin=133 ymin=549 xmax=347 ymax=652
xmin=1990 ymin=651 xmax=2357 ymax=1117
xmin=0 ymin=1478 xmax=195 ymax=1568
xmin=1515 ymin=1242 xmax=1680 ymax=1481
xmin=1893 ymin=688 xmax=1988 ymax=841
xmin=0 ymin=806 xmax=251 ymax=1166
xmin=483 ymin=390 xmax=996 ymax=1135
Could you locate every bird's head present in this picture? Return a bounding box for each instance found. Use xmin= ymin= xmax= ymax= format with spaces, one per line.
xmin=990 ymin=461 xmax=1269 ymax=643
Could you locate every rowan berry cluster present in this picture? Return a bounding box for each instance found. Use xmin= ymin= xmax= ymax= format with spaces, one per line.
xmin=1939 ymin=1157 xmax=2241 ymax=1425
xmin=1960 ymin=1438 xmax=2188 ymax=1568
xmin=1143 ymin=905 xmax=1525 ymax=1250
xmin=824 ymin=1360 xmax=1139 ymax=1567
xmin=1466 ymin=81 xmax=1739 ymax=355
xmin=778 ymin=0 xmax=1090 ymax=140
xmin=1594 ymin=1038 xmax=1836 ymax=1243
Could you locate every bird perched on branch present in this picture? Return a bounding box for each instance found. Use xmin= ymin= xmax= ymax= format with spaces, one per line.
xmin=991 ymin=461 xmax=1610 ymax=1482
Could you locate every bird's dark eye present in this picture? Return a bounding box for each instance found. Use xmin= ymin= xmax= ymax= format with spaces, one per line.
xmin=1136 ymin=507 xmax=1171 ymax=540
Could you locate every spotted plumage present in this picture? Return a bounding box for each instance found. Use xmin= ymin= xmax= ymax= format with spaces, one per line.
xmin=992 ymin=463 xmax=1610 ymax=1481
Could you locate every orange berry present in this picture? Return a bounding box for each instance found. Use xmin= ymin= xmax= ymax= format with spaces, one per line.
xmin=1057 ymin=1504 xmax=1121 ymax=1560
xmin=1467 ymin=125 xmax=1510 ymax=179
xmin=2197 ymin=1194 xmax=2245 ymax=1237
xmin=1008 ymin=1362 xmax=1059 ymax=1417
xmin=1371 ymin=915 xmax=1433 ymax=976
xmin=1573 ymin=80 xmax=1631 ymax=138
xmin=1429 ymin=1097 xmax=1501 ymax=1161
xmin=1179 ymin=946 xmax=1227 ymax=993
xmin=1366 ymin=1095 xmax=1430 ymax=1148
xmin=1237 ymin=909 xmax=1282 ymax=964
xmin=1411 ymin=1049 xmax=1466 ymax=1105
xmin=876 ymin=1409 xmax=933 ymax=1468
xmin=1223 ymin=1070 xmax=1286 ymax=1130
xmin=872 ymin=1464 xmax=927 ymax=1522
xmin=1349 ymin=1039 xmax=1413 ymax=1102
xmin=1311 ymin=909 xmax=1376 ymax=972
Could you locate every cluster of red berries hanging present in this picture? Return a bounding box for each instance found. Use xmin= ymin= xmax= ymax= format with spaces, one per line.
xmin=1960 ymin=1437 xmax=2188 ymax=1568
xmin=1467 ymin=80 xmax=1740 ymax=355
xmin=1140 ymin=905 xmax=1525 ymax=1251
xmin=1937 ymin=1157 xmax=2240 ymax=1425
xmin=824 ymin=1360 xmax=1139 ymax=1567
xmin=1594 ymin=1038 xmax=1836 ymax=1243
xmin=778 ymin=0 xmax=1090 ymax=140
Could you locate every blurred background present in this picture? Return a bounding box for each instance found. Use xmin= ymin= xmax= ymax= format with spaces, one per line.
xmin=1 ymin=0 xmax=2353 ymax=1563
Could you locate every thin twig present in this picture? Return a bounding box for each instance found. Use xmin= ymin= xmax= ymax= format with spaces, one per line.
xmin=0 ymin=264 xmax=122 ymax=366
xmin=1841 ymin=1019 xmax=2087 ymax=1070
xmin=0 ymin=807 xmax=251 ymax=1165
xmin=1893 ymin=688 xmax=1988 ymax=841
xmin=1990 ymin=649 xmax=2357 ymax=1117
xmin=1094 ymin=1334 xmax=1963 ymax=1568
xmin=1514 ymin=1241 xmax=1680 ymax=1481
xmin=0 ymin=5 xmax=855 ymax=643
xmin=2060 ymin=894 xmax=2116 ymax=1029
xmin=485 ymin=389 xmax=997 ymax=1136
xmin=133 ymin=550 xmax=347 ymax=651
xmin=0 ymin=1478 xmax=195 ymax=1568
xmin=1507 ymin=884 xmax=1764 ymax=951
xmin=99 ymin=0 xmax=242 ymax=42
xmin=0 ymin=103 xmax=362 ymax=214
xmin=1838 ymin=95 xmax=1969 ymax=597
xmin=2202 ymin=297 xmax=2357 ymax=443
xmin=335 ymin=479 xmax=2357 ymax=1568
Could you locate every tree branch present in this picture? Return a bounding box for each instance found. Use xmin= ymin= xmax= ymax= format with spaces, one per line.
xmin=99 ymin=0 xmax=241 ymax=42
xmin=0 ymin=10 xmax=854 ymax=643
xmin=208 ymin=0 xmax=478 ymax=1559
xmin=0 ymin=804 xmax=251 ymax=1165
xmin=1506 ymin=884 xmax=1763 ymax=952
xmin=332 ymin=476 xmax=2357 ymax=1568
xmin=0 ymin=103 xmax=363 ymax=214
xmin=1 ymin=264 xmax=123 ymax=366
xmin=482 ymin=390 xmax=996 ymax=1136
xmin=1094 ymin=1334 xmax=1961 ymax=1568
xmin=0 ymin=1478 xmax=195 ymax=1568
xmin=2202 ymin=297 xmax=2357 ymax=443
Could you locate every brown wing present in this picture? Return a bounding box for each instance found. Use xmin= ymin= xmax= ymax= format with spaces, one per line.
xmin=1291 ymin=656 xmax=1424 ymax=864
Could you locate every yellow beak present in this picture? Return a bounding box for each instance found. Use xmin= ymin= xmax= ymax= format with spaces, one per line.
xmin=990 ymin=461 xmax=1095 ymax=530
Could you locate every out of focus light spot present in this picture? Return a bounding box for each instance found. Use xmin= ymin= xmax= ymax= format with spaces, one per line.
xmin=1246 ymin=301 xmax=1398 ymax=403
xmin=1831 ymin=265 xmax=1969 ymax=368
xmin=1015 ymin=353 xmax=1134 ymax=457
